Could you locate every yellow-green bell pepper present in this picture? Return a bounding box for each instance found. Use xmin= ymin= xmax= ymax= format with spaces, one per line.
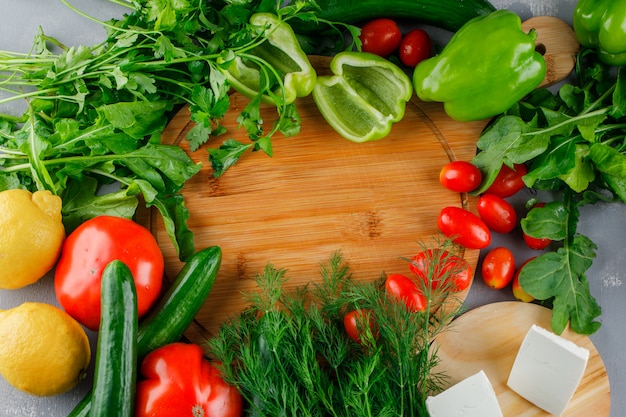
xmin=221 ymin=13 xmax=317 ymax=105
xmin=312 ymin=52 xmax=413 ymax=143
xmin=573 ymin=0 xmax=626 ymax=66
xmin=413 ymin=9 xmax=546 ymax=122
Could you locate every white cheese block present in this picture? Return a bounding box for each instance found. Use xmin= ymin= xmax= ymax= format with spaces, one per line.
xmin=426 ymin=370 xmax=503 ymax=417
xmin=507 ymin=324 xmax=590 ymax=416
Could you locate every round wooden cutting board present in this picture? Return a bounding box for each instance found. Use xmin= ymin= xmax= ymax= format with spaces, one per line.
xmin=431 ymin=302 xmax=610 ymax=417
xmin=143 ymin=90 xmax=486 ymax=341
xmin=141 ymin=16 xmax=579 ymax=341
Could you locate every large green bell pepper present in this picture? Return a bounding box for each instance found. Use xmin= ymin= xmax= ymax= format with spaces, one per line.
xmin=312 ymin=52 xmax=413 ymax=143
xmin=573 ymin=0 xmax=626 ymax=66
xmin=221 ymin=13 xmax=316 ymax=105
xmin=413 ymin=9 xmax=546 ymax=122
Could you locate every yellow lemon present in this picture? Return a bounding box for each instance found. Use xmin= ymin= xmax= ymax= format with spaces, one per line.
xmin=0 ymin=189 xmax=66 ymax=289
xmin=0 ymin=302 xmax=91 ymax=396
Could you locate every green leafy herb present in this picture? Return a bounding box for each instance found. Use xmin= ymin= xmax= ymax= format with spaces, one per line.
xmin=207 ymin=252 xmax=460 ymax=417
xmin=471 ymin=49 xmax=625 ymax=334
xmin=0 ymin=0 xmax=358 ymax=257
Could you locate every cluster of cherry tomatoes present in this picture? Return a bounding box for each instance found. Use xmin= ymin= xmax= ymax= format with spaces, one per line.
xmin=437 ymin=160 xmax=553 ymax=301
xmin=359 ymin=18 xmax=432 ymax=67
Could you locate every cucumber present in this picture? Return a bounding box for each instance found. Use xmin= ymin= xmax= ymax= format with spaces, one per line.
xmin=69 ymin=246 xmax=222 ymax=417
xmin=291 ymin=0 xmax=496 ymax=34
xmin=90 ymin=260 xmax=138 ymax=417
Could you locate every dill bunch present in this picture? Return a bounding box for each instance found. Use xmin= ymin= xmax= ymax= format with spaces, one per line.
xmin=207 ymin=251 xmax=462 ymax=417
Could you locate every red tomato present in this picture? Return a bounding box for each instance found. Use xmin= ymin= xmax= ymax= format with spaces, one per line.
xmin=385 ymin=273 xmax=428 ymax=312
xmin=439 ymin=161 xmax=483 ymax=193
xmin=359 ymin=18 xmax=402 ymax=57
xmin=485 ymin=163 xmax=528 ymax=197
xmin=437 ymin=206 xmax=491 ymax=249
xmin=409 ymin=249 xmax=472 ymax=292
xmin=522 ymin=202 xmax=552 ymax=250
xmin=481 ymin=247 xmax=516 ymax=290
xmin=477 ymin=193 xmax=518 ymax=234
xmin=512 ymin=257 xmax=536 ymax=302
xmin=344 ymin=309 xmax=377 ymax=344
xmin=54 ymin=215 xmax=164 ymax=331
xmin=135 ymin=343 xmax=243 ymax=417
xmin=398 ymin=29 xmax=431 ymax=67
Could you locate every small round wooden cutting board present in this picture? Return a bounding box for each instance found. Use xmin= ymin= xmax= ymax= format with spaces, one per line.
xmin=431 ymin=302 xmax=610 ymax=417
xmin=140 ymin=16 xmax=580 ymax=342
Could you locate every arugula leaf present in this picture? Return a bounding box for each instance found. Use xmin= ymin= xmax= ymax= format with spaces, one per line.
xmin=518 ymin=235 xmax=600 ymax=335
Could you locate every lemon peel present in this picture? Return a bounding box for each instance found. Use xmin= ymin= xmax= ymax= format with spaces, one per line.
xmin=0 ymin=189 xmax=65 ymax=289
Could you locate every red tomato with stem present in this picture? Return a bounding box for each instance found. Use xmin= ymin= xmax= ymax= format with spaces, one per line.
xmin=135 ymin=343 xmax=243 ymax=417
xmin=439 ymin=161 xmax=483 ymax=193
xmin=522 ymin=202 xmax=552 ymax=250
xmin=481 ymin=247 xmax=516 ymax=290
xmin=359 ymin=18 xmax=402 ymax=57
xmin=409 ymin=249 xmax=472 ymax=292
xmin=54 ymin=215 xmax=164 ymax=331
xmin=438 ymin=206 xmax=491 ymax=249
xmin=512 ymin=257 xmax=536 ymax=302
xmin=399 ymin=29 xmax=432 ymax=67
xmin=486 ymin=163 xmax=528 ymax=197
xmin=344 ymin=309 xmax=377 ymax=344
xmin=385 ymin=273 xmax=428 ymax=312
xmin=477 ymin=193 xmax=518 ymax=234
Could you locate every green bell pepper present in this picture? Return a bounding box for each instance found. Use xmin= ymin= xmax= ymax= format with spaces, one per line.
xmin=312 ymin=52 xmax=413 ymax=143
xmin=573 ymin=0 xmax=626 ymax=66
xmin=222 ymin=13 xmax=317 ymax=105
xmin=413 ymin=9 xmax=546 ymax=122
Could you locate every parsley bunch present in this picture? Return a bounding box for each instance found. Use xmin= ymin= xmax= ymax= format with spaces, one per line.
xmin=208 ymin=252 xmax=459 ymax=417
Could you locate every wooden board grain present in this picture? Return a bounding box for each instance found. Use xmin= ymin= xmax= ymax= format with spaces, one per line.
xmin=431 ymin=302 xmax=610 ymax=417
xmin=143 ymin=92 xmax=486 ymax=341
xmin=142 ymin=16 xmax=580 ymax=342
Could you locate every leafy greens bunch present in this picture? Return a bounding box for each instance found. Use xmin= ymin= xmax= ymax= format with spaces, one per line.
xmin=0 ymin=0 xmax=354 ymax=260
xmin=472 ymin=49 xmax=626 ymax=335
xmin=207 ymin=252 xmax=458 ymax=417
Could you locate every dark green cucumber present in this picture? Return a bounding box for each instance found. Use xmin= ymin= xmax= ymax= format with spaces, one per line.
xmin=90 ymin=260 xmax=138 ymax=417
xmin=69 ymin=246 xmax=222 ymax=417
xmin=291 ymin=0 xmax=496 ymax=33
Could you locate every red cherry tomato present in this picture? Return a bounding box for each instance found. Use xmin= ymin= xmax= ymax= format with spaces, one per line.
xmin=512 ymin=257 xmax=536 ymax=302
xmin=54 ymin=215 xmax=164 ymax=331
xmin=522 ymin=202 xmax=552 ymax=250
xmin=398 ymin=29 xmax=432 ymax=67
xmin=343 ymin=309 xmax=377 ymax=344
xmin=477 ymin=193 xmax=518 ymax=234
xmin=485 ymin=163 xmax=528 ymax=197
xmin=359 ymin=18 xmax=402 ymax=57
xmin=409 ymin=249 xmax=472 ymax=292
xmin=385 ymin=273 xmax=428 ymax=312
xmin=439 ymin=161 xmax=483 ymax=193
xmin=437 ymin=206 xmax=491 ymax=249
xmin=481 ymin=247 xmax=516 ymax=290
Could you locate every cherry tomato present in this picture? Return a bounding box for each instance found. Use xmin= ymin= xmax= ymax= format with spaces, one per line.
xmin=54 ymin=215 xmax=164 ymax=331
xmin=385 ymin=273 xmax=428 ymax=312
xmin=359 ymin=18 xmax=402 ymax=57
xmin=437 ymin=206 xmax=491 ymax=249
xmin=481 ymin=247 xmax=516 ymax=290
xmin=485 ymin=163 xmax=528 ymax=197
xmin=522 ymin=202 xmax=552 ymax=250
xmin=439 ymin=161 xmax=483 ymax=193
xmin=344 ymin=309 xmax=377 ymax=344
xmin=477 ymin=193 xmax=518 ymax=234
xmin=398 ymin=29 xmax=432 ymax=67
xmin=409 ymin=249 xmax=472 ymax=292
xmin=512 ymin=257 xmax=536 ymax=302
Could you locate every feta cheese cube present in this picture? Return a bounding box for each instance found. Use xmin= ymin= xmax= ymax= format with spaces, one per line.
xmin=507 ymin=324 xmax=590 ymax=416
xmin=426 ymin=370 xmax=503 ymax=417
